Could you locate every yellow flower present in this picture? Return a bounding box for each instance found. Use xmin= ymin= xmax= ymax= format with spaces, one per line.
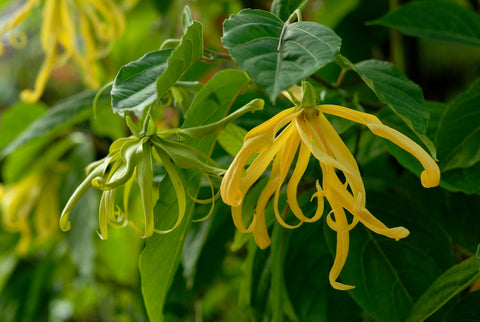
xmin=0 ymin=0 xmax=126 ymax=102
xmin=0 ymin=171 xmax=61 ymax=255
xmin=220 ymin=85 xmax=440 ymax=290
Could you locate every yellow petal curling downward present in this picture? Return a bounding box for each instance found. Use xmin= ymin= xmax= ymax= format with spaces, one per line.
xmin=0 ymin=0 xmax=127 ymax=102
xmin=220 ymin=97 xmax=440 ymax=290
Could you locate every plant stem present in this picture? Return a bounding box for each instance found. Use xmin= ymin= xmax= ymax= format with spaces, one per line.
xmin=389 ymin=0 xmax=405 ymax=72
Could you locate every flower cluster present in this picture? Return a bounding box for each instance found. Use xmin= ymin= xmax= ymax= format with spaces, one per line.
xmin=0 ymin=0 xmax=127 ymax=102
xmin=0 ymin=170 xmax=61 ymax=255
xmin=60 ymin=117 xmax=226 ymax=239
xmin=220 ymin=85 xmax=440 ymax=290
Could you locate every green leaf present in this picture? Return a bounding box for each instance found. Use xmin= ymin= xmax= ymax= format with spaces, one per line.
xmin=222 ymin=9 xmax=341 ymax=102
xmin=111 ymin=50 xmax=171 ymax=117
xmin=0 ymin=101 xmax=46 ymax=151
xmin=439 ymin=163 xmax=480 ymax=195
xmin=112 ymin=21 xmax=203 ymax=117
xmin=338 ymin=56 xmax=435 ymax=157
xmin=440 ymin=192 xmax=480 ymax=254
xmin=271 ymin=223 xmax=299 ymax=322
xmin=406 ymin=256 xmax=480 ymax=322
xmin=372 ymin=0 xmax=480 ymax=47
xmin=444 ymin=290 xmax=480 ymax=322
xmin=139 ymin=69 xmax=250 ymax=322
xmin=0 ymin=90 xmax=107 ymax=159
xmin=436 ymin=77 xmax=480 ymax=171
xmin=217 ymin=123 xmax=248 ymax=157
xmin=270 ymin=0 xmax=305 ymax=21
xmin=323 ymin=174 xmax=454 ymax=322
xmin=314 ymin=0 xmax=361 ymax=28
xmin=182 ymin=218 xmax=211 ymax=288
xmin=182 ymin=5 xmax=193 ymax=30
xmin=156 ymin=21 xmax=203 ymax=106
xmin=0 ymin=253 xmax=17 ymax=294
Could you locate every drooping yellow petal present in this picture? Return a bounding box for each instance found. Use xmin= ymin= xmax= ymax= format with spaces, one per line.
xmin=317 ymin=104 xmax=440 ymax=188
xmin=296 ymin=115 xmax=349 ymax=175
xmin=229 ymin=123 xmax=298 ymax=235
xmin=286 ymin=140 xmax=324 ymax=223
xmin=252 ymin=130 xmax=302 ymax=248
xmin=240 ymin=123 xmax=297 ymax=200
xmin=323 ymin=165 xmax=409 ymax=241
xmin=58 ymin=0 xmax=77 ymax=56
xmin=309 ymin=111 xmax=367 ymax=207
xmin=0 ymin=0 xmax=41 ymax=54
xmin=272 ymin=131 xmax=304 ymax=230
xmin=220 ymin=108 xmax=299 ymax=207
xmin=326 ymin=198 xmax=355 ymax=291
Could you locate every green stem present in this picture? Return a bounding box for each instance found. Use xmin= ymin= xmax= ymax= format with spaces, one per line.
xmin=389 ymin=0 xmax=405 ymax=71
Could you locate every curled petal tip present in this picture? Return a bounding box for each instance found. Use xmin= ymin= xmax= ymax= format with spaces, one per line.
xmin=221 ymin=188 xmax=243 ymax=207
xmin=20 ymin=89 xmax=40 ymax=103
xmin=420 ymin=168 xmax=440 ymax=188
xmin=392 ymin=227 xmax=410 ymax=241
xmin=59 ymin=217 xmax=71 ymax=232
xmin=330 ymin=281 xmax=355 ymax=291
xmin=254 ymin=234 xmax=271 ymax=249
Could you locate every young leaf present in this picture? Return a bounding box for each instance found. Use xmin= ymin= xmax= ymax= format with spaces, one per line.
xmin=111 ymin=50 xmax=172 ymax=117
xmin=222 ymin=9 xmax=341 ymax=102
xmin=139 ymin=69 xmax=251 ymax=322
xmin=406 ymin=256 xmax=480 ymax=322
xmin=156 ymin=21 xmax=203 ymax=105
xmin=112 ymin=21 xmax=203 ymax=117
xmin=372 ymin=0 xmax=480 ymax=47
xmin=436 ymin=77 xmax=480 ymax=171
xmin=270 ymin=0 xmax=305 ymax=21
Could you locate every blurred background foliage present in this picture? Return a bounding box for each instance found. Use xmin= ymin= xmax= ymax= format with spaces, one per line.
xmin=0 ymin=0 xmax=479 ymax=321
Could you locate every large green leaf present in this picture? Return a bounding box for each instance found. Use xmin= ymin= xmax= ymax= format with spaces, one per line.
xmin=406 ymin=256 xmax=480 ymax=322
xmin=441 ymin=192 xmax=480 ymax=255
xmin=436 ymin=77 xmax=480 ymax=171
xmin=373 ymin=0 xmax=480 ymax=47
xmin=139 ymin=69 xmax=250 ymax=322
xmin=323 ymin=170 xmax=453 ymax=322
xmin=270 ymin=0 xmax=304 ymax=21
xmin=338 ymin=56 xmax=435 ymax=157
xmin=439 ymin=163 xmax=480 ymax=195
xmin=444 ymin=290 xmax=480 ymax=321
xmin=284 ymin=218 xmax=362 ymax=322
xmin=222 ymin=9 xmax=341 ymax=102
xmin=112 ymin=21 xmax=203 ymax=117
xmin=0 ymin=90 xmax=107 ymax=159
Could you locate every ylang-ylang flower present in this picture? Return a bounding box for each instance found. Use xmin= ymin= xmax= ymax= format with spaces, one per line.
xmin=220 ymin=83 xmax=440 ymax=290
xmin=0 ymin=0 xmax=127 ymax=102
xmin=0 ymin=169 xmax=62 ymax=255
